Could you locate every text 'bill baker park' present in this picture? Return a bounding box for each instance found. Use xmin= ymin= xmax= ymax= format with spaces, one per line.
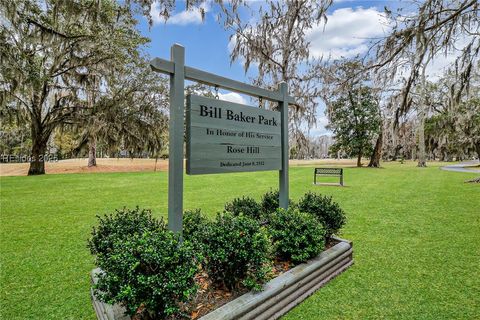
xmin=200 ymin=105 xmax=279 ymax=126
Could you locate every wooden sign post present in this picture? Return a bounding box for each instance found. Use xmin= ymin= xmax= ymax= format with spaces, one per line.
xmin=151 ymin=44 xmax=296 ymax=234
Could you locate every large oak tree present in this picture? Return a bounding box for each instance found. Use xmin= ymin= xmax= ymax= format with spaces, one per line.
xmin=372 ymin=0 xmax=479 ymax=167
xmin=1 ymin=0 xmax=148 ymax=174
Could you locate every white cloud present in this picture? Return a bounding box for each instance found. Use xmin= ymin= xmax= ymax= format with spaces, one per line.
xmin=307 ymin=7 xmax=390 ymax=59
xmin=316 ymin=115 xmax=329 ymax=128
xmin=227 ymin=34 xmax=237 ymax=53
xmin=150 ymin=2 xmax=208 ymax=26
xmin=228 ymin=7 xmax=387 ymax=66
xmin=218 ymin=92 xmax=248 ymax=105
xmin=426 ymin=54 xmax=458 ymax=81
xmin=425 ymin=36 xmax=475 ymax=81
xmin=309 ymin=116 xmax=331 ymax=137
xmin=388 ymin=36 xmax=476 ymax=83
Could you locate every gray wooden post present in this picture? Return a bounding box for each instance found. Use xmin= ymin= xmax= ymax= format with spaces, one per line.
xmin=168 ymin=44 xmax=185 ymax=234
xmin=279 ymin=82 xmax=289 ymax=209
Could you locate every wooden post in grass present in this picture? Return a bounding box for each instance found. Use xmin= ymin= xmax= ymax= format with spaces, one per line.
xmin=167 ymin=44 xmax=185 ymax=235
xmin=278 ymin=82 xmax=289 ymax=209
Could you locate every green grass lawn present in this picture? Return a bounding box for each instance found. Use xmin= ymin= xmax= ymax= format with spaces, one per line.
xmin=1 ymin=162 xmax=479 ymax=319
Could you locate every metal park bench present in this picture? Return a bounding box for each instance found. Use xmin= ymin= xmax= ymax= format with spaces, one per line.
xmin=313 ymin=168 xmax=344 ymax=186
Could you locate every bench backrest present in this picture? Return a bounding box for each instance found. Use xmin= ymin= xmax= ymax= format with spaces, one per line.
xmin=315 ymin=168 xmax=343 ymax=175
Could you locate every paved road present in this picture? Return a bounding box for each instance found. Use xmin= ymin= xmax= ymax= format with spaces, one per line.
xmin=440 ymin=161 xmax=480 ymax=173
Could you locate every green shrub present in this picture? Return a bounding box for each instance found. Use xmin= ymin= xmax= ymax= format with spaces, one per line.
xmin=183 ymin=208 xmax=208 ymax=240
xmin=202 ymin=213 xmax=271 ymax=291
xmin=260 ymin=189 xmax=295 ymax=217
xmin=88 ymin=207 xmax=163 ymax=258
xmin=268 ymin=208 xmax=325 ymax=265
xmin=224 ymin=196 xmax=262 ymax=220
xmin=89 ymin=208 xmax=199 ymax=318
xmin=297 ymin=192 xmax=346 ymax=238
xmin=261 ymin=189 xmax=280 ymax=214
xmin=93 ymin=229 xmax=198 ymax=319
xmin=183 ymin=208 xmax=209 ymax=256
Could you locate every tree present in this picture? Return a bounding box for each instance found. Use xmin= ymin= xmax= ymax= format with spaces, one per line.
xmin=368 ymin=120 xmax=383 ymax=167
xmin=320 ymin=59 xmax=384 ymax=166
xmin=0 ymin=121 xmax=31 ymax=159
xmin=372 ymin=0 xmax=480 ymax=167
xmin=53 ymin=127 xmax=78 ymax=160
xmin=73 ymin=60 xmax=169 ymax=166
xmin=0 ymin=0 xmax=148 ymax=174
xmin=327 ymin=86 xmax=381 ymax=167
xmin=228 ymin=0 xmax=332 ymax=157
xmin=455 ymin=97 xmax=480 ymax=160
xmin=420 ymin=60 xmax=480 ymax=162
xmin=442 ymin=58 xmax=480 ymax=161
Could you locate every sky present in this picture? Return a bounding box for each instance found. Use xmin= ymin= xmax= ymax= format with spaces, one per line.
xmin=135 ymin=0 xmax=457 ymax=137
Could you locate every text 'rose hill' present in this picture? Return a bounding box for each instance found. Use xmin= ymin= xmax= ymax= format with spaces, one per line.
xmin=200 ymin=105 xmax=278 ymax=126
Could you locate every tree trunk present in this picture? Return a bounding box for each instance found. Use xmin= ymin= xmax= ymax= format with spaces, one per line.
xmin=88 ymin=137 xmax=97 ymax=167
xmin=415 ymin=31 xmax=429 ymax=168
xmin=392 ymin=145 xmax=401 ymax=161
xmin=368 ymin=130 xmax=383 ymax=168
xmin=28 ymin=125 xmax=47 ymax=175
xmin=475 ymin=142 xmax=480 ymax=162
xmin=357 ymin=150 xmax=363 ymax=167
xmin=417 ymin=97 xmax=427 ymax=167
xmin=28 ymin=138 xmax=47 ymax=175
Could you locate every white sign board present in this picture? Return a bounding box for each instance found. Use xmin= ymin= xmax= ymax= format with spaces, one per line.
xmin=186 ymin=94 xmax=282 ymax=174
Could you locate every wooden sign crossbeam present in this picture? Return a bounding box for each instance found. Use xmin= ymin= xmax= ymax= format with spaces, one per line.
xmin=150 ymin=58 xmax=297 ymax=106
xmin=150 ymin=44 xmax=293 ymax=235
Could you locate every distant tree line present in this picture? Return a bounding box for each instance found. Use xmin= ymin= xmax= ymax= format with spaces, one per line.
xmin=1 ymin=0 xmax=479 ymax=174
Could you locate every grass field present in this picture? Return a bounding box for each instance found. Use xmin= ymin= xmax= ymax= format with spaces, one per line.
xmin=1 ymin=161 xmax=479 ymax=319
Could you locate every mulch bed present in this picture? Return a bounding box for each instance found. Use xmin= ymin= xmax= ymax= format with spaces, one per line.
xmin=169 ymin=238 xmax=339 ymax=319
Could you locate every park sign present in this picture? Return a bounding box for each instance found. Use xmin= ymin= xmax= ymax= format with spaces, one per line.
xmin=150 ymin=44 xmax=295 ymax=234
xmin=186 ymin=94 xmax=282 ymax=174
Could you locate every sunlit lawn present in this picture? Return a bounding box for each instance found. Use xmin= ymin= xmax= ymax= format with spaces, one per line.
xmin=0 ymin=161 xmax=478 ymax=319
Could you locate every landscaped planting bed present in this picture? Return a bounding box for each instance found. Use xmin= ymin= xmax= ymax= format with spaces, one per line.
xmin=88 ymin=191 xmax=350 ymax=320
xmin=91 ymin=238 xmax=352 ymax=320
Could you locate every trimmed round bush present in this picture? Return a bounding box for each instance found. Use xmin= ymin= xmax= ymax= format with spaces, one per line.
xmin=260 ymin=189 xmax=295 ymax=218
xmin=88 ymin=207 xmax=164 ymax=258
xmin=261 ymin=189 xmax=280 ymax=214
xmin=202 ymin=213 xmax=271 ymax=291
xmin=183 ymin=208 xmax=208 ymax=240
xmin=269 ymin=208 xmax=325 ymax=265
xmin=183 ymin=209 xmax=209 ymax=259
xmin=224 ymin=196 xmax=262 ymax=220
xmin=94 ymin=230 xmax=198 ymax=319
xmin=297 ymin=191 xmax=346 ymax=238
xmin=89 ymin=208 xmax=199 ymax=319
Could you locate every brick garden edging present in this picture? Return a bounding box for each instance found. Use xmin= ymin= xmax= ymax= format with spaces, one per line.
xmin=90 ymin=237 xmax=353 ymax=320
